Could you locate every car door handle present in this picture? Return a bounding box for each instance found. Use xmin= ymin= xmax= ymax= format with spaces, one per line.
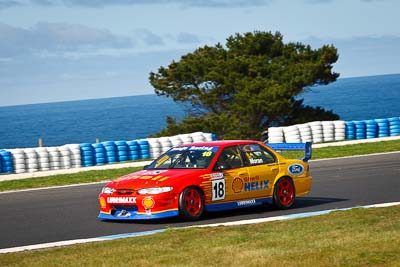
xmin=271 ymin=167 xmax=279 ymax=171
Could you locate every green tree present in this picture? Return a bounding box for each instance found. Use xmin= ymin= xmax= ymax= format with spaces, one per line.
xmin=149 ymin=31 xmax=339 ymax=140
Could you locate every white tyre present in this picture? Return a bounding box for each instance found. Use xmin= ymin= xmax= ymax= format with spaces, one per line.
xmin=28 ymin=163 xmax=38 ymax=169
xmin=13 ymin=158 xmax=25 ymax=165
xmin=51 ymin=161 xmax=61 ymax=167
xmin=14 ymin=163 xmax=26 ymax=170
xmin=312 ymin=134 xmax=324 ymax=139
xmin=39 ymin=162 xmax=50 ymax=168
xmin=12 ymin=153 xmax=26 ymax=159
xmin=39 ymin=158 xmax=50 ymax=164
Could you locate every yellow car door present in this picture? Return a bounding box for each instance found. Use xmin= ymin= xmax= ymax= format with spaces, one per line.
xmin=239 ymin=144 xmax=279 ymax=199
xmin=212 ymin=145 xmax=250 ymax=202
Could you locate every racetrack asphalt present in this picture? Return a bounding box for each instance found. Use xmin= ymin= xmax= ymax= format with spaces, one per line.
xmin=0 ymin=152 xmax=399 ymax=249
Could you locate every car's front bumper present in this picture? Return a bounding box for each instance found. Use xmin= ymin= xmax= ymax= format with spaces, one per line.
xmin=98 ymin=208 xmax=179 ymax=220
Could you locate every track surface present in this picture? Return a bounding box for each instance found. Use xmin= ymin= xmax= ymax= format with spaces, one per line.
xmin=1 ymin=152 xmax=399 ymax=249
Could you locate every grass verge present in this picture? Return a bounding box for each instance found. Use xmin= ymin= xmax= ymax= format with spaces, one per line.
xmin=0 ymin=167 xmax=142 ymax=192
xmin=1 ymin=139 xmax=400 ymax=192
xmin=1 ymin=206 xmax=399 ymax=266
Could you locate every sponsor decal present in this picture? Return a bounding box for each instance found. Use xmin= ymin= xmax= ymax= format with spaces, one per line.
xmin=188 ymin=146 xmax=217 ymax=152
xmin=141 ymin=170 xmax=168 ymax=175
xmin=170 ymin=146 xmax=218 ymax=152
xmin=142 ymin=196 xmax=155 ymax=209
xmin=288 ymin=164 xmax=304 ymax=176
xmin=232 ymin=177 xmax=244 ymax=193
xmin=237 ymin=199 xmax=256 ymax=207
xmin=116 ymin=175 xmax=169 ymax=182
xmin=211 ymin=172 xmax=224 ymax=180
xmin=107 ymin=197 xmax=137 ymax=204
xmin=114 ymin=173 xmax=169 ymax=182
xmin=249 ymin=158 xmax=263 ymax=164
xmin=244 ymin=176 xmax=260 ymax=182
xmin=244 ymin=180 xmax=269 ymax=192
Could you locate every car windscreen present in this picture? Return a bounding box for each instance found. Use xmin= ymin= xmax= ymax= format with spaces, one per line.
xmin=147 ymin=146 xmax=219 ymax=169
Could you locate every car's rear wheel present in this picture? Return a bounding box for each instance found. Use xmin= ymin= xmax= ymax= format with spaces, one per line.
xmin=273 ymin=177 xmax=295 ymax=209
xmin=179 ymin=186 xmax=204 ymax=221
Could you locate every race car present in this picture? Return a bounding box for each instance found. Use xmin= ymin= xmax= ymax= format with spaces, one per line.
xmin=98 ymin=140 xmax=312 ymax=221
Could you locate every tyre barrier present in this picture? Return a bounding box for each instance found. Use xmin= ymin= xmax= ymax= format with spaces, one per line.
xmin=267 ymin=117 xmax=399 ymax=143
xmin=268 ymin=120 xmax=346 ymax=144
xmin=0 ymin=132 xmax=215 ymax=174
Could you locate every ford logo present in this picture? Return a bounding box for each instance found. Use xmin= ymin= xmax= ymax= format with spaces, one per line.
xmin=288 ymin=164 xmax=304 ymax=176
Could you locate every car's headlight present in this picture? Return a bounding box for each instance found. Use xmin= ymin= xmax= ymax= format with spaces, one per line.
xmin=101 ymin=187 xmax=116 ymax=194
xmin=137 ymin=187 xmax=173 ymax=195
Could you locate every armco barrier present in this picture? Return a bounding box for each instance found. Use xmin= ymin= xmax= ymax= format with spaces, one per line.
xmin=0 ymin=132 xmax=215 ymax=175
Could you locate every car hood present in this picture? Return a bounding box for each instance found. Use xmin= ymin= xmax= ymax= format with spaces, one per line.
xmin=106 ymin=169 xmax=207 ymax=189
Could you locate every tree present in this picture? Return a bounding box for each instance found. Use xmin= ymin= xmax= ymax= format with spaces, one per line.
xmin=149 ymin=31 xmax=339 ymax=140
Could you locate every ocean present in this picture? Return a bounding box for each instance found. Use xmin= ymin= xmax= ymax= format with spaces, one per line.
xmin=0 ymin=74 xmax=399 ymax=149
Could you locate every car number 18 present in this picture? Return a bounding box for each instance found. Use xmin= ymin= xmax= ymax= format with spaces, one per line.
xmin=212 ymin=179 xmax=225 ymax=201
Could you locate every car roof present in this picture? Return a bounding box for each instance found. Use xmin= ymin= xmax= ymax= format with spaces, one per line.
xmin=180 ymin=140 xmax=261 ymax=148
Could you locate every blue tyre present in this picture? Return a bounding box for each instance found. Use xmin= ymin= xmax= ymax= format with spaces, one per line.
xmin=102 ymin=141 xmax=115 ymax=146
xmin=130 ymin=155 xmax=139 ymax=160
xmin=106 ymin=151 xmax=116 ymax=157
xmin=83 ymin=151 xmax=94 ymax=157
xmin=96 ymin=158 xmax=107 ymax=164
xmin=119 ymin=156 xmax=129 ymax=162
xmin=118 ymin=151 xmax=128 ymax=157
xmin=107 ymin=156 xmax=117 ymax=163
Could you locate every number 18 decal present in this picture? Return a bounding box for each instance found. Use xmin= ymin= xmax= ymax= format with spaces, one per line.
xmin=212 ymin=179 xmax=225 ymax=201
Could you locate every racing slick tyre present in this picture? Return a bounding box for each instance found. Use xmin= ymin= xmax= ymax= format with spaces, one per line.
xmin=273 ymin=177 xmax=295 ymax=210
xmin=178 ymin=186 xmax=204 ymax=221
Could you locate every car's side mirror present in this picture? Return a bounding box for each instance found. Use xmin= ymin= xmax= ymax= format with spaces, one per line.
xmin=215 ymin=164 xmax=228 ymax=171
xmin=143 ymin=165 xmax=149 ymax=170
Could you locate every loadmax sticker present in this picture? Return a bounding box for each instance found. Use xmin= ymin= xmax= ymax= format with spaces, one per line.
xmin=107 ymin=197 xmax=137 ymax=204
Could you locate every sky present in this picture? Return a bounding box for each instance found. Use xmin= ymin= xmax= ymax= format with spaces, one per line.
xmin=0 ymin=0 xmax=399 ymax=106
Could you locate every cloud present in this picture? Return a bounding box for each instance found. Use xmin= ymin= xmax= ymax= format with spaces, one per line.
xmin=0 ymin=22 xmax=133 ymax=58
xmin=134 ymin=29 xmax=164 ymax=46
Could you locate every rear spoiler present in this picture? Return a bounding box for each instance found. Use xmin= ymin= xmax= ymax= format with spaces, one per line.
xmin=265 ymin=142 xmax=312 ymax=162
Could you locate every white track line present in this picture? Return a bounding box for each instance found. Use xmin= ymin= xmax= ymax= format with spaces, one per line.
xmin=1 ymin=201 xmax=399 ymax=254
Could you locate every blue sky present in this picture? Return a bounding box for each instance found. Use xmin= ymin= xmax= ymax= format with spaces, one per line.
xmin=0 ymin=0 xmax=399 ymax=106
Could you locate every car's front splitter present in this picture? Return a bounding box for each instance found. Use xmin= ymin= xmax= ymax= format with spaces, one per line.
xmin=98 ymin=208 xmax=179 ymax=220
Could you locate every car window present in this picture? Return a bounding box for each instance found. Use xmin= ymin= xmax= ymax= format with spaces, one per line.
xmin=214 ymin=146 xmax=244 ymax=170
xmin=148 ymin=146 xmax=218 ymax=169
xmin=241 ymin=144 xmax=276 ymax=166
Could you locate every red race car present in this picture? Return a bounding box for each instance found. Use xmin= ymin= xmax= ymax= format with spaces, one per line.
xmin=98 ymin=140 xmax=312 ymax=221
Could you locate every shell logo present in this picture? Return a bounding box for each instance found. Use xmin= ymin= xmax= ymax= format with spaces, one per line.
xmin=232 ymin=177 xmax=244 ymax=193
xmin=142 ymin=196 xmax=155 ymax=209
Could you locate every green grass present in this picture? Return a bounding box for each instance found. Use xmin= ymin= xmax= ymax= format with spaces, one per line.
xmin=1 ymin=139 xmax=400 ymax=192
xmin=0 ymin=167 xmax=143 ymax=192
xmin=1 ymin=206 xmax=399 ymax=266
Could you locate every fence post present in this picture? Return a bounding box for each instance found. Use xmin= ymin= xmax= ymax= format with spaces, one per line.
xmin=38 ymin=137 xmax=43 ymax=147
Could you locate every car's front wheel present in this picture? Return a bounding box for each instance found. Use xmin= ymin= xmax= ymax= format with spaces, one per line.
xmin=273 ymin=177 xmax=295 ymax=209
xmin=179 ymin=186 xmax=204 ymax=221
